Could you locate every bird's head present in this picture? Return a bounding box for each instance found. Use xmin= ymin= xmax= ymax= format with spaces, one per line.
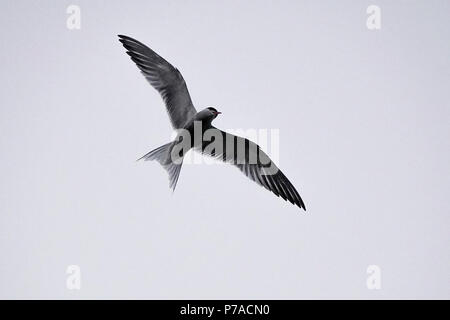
xmin=197 ymin=106 xmax=222 ymax=122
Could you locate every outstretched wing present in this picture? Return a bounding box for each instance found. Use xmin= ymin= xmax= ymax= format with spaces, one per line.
xmin=118 ymin=35 xmax=197 ymax=129
xmin=197 ymin=127 xmax=306 ymax=210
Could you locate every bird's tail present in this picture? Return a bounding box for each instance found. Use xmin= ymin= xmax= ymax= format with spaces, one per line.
xmin=137 ymin=142 xmax=183 ymax=191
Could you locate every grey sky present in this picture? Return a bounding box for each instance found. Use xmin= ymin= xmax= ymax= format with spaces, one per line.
xmin=0 ymin=0 xmax=449 ymax=299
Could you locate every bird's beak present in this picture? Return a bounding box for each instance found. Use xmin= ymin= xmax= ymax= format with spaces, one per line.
xmin=216 ymin=111 xmax=222 ymax=115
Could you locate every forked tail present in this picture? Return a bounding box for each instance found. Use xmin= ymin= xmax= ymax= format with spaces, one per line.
xmin=137 ymin=142 xmax=183 ymax=191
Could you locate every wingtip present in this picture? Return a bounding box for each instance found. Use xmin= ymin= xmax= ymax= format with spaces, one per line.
xmin=299 ymin=202 xmax=306 ymax=212
xmin=117 ymin=34 xmax=134 ymax=44
xmin=118 ymin=35 xmax=128 ymax=46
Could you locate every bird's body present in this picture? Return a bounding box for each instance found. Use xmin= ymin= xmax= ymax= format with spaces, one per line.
xmin=119 ymin=35 xmax=306 ymax=210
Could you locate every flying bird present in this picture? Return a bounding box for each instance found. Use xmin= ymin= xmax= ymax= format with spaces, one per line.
xmin=118 ymin=35 xmax=306 ymax=210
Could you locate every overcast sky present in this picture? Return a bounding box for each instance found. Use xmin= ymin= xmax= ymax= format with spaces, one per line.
xmin=0 ymin=0 xmax=449 ymax=299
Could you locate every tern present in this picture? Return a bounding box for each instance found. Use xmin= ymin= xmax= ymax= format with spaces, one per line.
xmin=118 ymin=35 xmax=306 ymax=210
